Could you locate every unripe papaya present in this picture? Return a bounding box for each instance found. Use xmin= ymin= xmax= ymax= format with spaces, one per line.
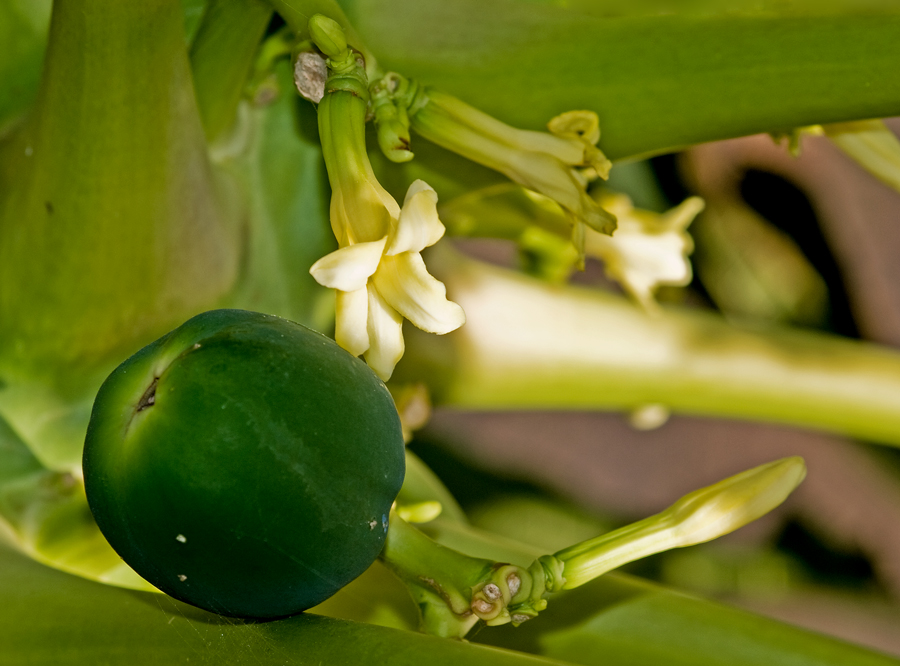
xmin=83 ymin=309 xmax=405 ymax=619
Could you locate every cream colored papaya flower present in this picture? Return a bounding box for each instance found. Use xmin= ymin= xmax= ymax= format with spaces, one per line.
xmin=306 ymin=17 xmax=464 ymax=381
xmin=585 ymin=192 xmax=705 ymax=312
xmin=310 ymin=179 xmax=465 ymax=381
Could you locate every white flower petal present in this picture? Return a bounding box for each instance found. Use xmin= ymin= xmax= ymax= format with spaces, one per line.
xmin=335 ymin=288 xmax=370 ymax=357
xmin=386 ymin=180 xmax=445 ymax=255
xmin=364 ymin=286 xmax=405 ymax=381
xmin=373 ymin=252 xmax=466 ymax=335
xmin=660 ymin=196 xmax=705 ymax=232
xmin=309 ymin=237 xmax=388 ymax=291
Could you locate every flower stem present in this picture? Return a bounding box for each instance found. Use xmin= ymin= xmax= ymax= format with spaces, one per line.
xmin=264 ymin=0 xmax=376 ymax=72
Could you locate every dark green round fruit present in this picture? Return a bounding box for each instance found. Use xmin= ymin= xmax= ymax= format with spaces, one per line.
xmin=83 ymin=309 xmax=405 ymax=619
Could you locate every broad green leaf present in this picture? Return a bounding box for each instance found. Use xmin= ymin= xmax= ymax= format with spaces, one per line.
xmin=478 ymin=574 xmax=900 ymax=666
xmin=0 ymin=541 xmax=574 ymax=666
xmin=340 ymin=1 xmax=900 ymax=160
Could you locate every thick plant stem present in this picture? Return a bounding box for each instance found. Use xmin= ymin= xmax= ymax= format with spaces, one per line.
xmin=0 ymin=0 xmax=240 ymax=470
xmin=381 ymin=510 xmax=493 ymax=630
xmin=399 ymin=249 xmax=900 ymax=447
xmin=190 ymin=0 xmax=273 ymax=142
xmin=0 ymin=0 xmax=238 ymax=387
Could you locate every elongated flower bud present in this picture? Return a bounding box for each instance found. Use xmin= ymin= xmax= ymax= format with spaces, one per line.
xmin=555 ymin=457 xmax=806 ymax=589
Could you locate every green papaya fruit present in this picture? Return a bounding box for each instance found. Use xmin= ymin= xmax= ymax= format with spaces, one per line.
xmin=83 ymin=309 xmax=405 ymax=619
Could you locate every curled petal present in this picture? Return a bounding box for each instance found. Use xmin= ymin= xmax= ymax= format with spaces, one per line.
xmin=584 ymin=146 xmax=612 ymax=180
xmin=364 ymin=286 xmax=405 ymax=381
xmin=547 ymin=110 xmax=601 ymax=146
xmin=309 ymin=237 xmax=387 ymax=291
xmin=373 ymin=252 xmax=466 ymax=335
xmin=387 ymin=180 xmax=445 ymax=255
xmin=335 ymin=288 xmax=370 ymax=357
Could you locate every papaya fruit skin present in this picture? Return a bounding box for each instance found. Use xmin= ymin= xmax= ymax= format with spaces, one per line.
xmin=83 ymin=309 xmax=405 ymax=619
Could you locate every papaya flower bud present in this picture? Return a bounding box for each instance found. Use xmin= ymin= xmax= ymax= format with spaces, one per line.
xmin=308 ymin=14 xmax=348 ymax=60
xmin=408 ymin=88 xmax=617 ymax=245
xmin=555 ymin=457 xmax=806 ymax=589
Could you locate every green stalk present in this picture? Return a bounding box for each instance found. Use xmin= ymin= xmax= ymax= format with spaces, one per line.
xmin=189 ymin=0 xmax=273 ymax=142
xmin=381 ymin=510 xmax=494 ymax=636
xmin=264 ymin=0 xmax=375 ymax=70
xmin=399 ymin=249 xmax=900 ymax=447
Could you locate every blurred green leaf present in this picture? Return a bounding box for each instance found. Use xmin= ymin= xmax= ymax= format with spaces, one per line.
xmin=691 ymin=199 xmax=831 ymax=327
xmin=0 ymin=411 xmax=151 ymax=590
xmin=190 ymin=0 xmax=272 ymax=141
xmin=219 ymin=61 xmax=336 ymax=330
xmin=479 ymin=573 xmax=900 ymax=666
xmin=182 ymin=0 xmax=209 ymax=42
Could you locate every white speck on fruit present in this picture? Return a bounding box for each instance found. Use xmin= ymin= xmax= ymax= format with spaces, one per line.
xmin=178 ymin=574 xmax=187 ymax=582
xmin=369 ymin=520 xmax=377 ymax=530
xmin=176 ymin=534 xmax=187 ymax=543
